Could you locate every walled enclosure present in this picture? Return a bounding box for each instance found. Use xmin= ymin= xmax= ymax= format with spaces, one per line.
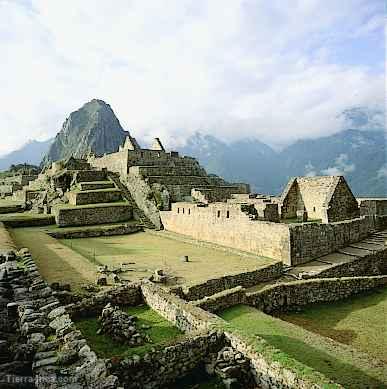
xmin=161 ymin=202 xmax=380 ymax=265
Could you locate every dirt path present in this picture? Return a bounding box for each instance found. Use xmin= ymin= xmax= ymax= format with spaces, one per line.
xmin=10 ymin=227 xmax=96 ymax=289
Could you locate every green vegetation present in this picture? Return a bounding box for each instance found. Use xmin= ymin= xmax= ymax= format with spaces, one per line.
xmin=279 ymin=288 xmax=387 ymax=361
xmin=219 ymin=304 xmax=386 ymax=388
xmin=75 ymin=305 xmax=183 ymax=358
xmin=59 ymin=231 xmax=275 ymax=286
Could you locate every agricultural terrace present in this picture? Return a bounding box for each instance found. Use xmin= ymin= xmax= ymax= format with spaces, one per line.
xmin=220 ymin=297 xmax=387 ymax=389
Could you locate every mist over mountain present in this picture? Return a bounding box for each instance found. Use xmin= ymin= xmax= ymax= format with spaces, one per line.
xmin=0 ymin=139 xmax=53 ymax=170
xmin=41 ymin=99 xmax=129 ymax=166
xmin=1 ymin=103 xmax=384 ymax=196
xmin=179 ymin=128 xmax=385 ymax=197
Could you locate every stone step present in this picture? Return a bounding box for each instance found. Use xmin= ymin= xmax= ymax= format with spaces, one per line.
xmin=67 ymin=189 xmax=122 ymax=206
xmin=78 ymin=181 xmax=115 ymax=191
xmin=54 ymin=202 xmax=133 ymax=227
xmin=75 ymin=170 xmax=107 ymax=183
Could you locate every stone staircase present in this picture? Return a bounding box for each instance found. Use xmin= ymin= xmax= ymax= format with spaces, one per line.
xmin=107 ymin=172 xmax=156 ymax=229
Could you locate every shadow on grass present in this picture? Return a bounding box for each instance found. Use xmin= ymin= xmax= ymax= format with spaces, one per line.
xmin=260 ymin=334 xmax=386 ymax=389
xmin=277 ymin=288 xmax=386 ymax=349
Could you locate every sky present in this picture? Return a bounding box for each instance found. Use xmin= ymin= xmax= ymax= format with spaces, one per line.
xmin=0 ymin=0 xmax=384 ymax=156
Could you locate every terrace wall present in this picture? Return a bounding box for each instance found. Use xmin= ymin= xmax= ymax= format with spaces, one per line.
xmin=289 ymin=216 xmax=374 ymax=265
xmin=172 ymin=262 xmax=283 ymax=301
xmin=247 ymin=276 xmax=387 ymax=313
xmin=67 ymin=189 xmax=122 ymax=205
xmin=54 ymin=204 xmax=133 ymax=227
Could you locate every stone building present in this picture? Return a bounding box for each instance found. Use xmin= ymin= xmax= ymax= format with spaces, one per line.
xmin=280 ymin=176 xmax=360 ymax=223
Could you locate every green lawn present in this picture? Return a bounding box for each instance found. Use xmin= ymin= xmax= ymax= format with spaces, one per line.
xmin=59 ymin=231 xmax=275 ymax=286
xmin=75 ymin=305 xmax=183 ymax=358
xmin=278 ymin=288 xmax=387 ymax=362
xmin=219 ymin=304 xmax=386 ymax=388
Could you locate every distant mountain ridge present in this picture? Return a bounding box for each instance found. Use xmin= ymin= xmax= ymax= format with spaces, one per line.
xmin=178 ymin=129 xmax=386 ymax=196
xmin=1 ymin=102 xmax=385 ymax=196
xmin=0 ymin=139 xmax=53 ymax=170
xmin=41 ymin=99 xmax=129 ymax=166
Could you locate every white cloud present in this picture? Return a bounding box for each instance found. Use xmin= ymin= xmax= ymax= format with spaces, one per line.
xmin=0 ymin=0 xmax=384 ymax=155
xmin=377 ymin=165 xmax=387 ymax=179
xmin=321 ymin=153 xmax=356 ymax=176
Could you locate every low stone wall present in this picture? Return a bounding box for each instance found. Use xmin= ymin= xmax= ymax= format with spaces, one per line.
xmin=67 ymin=283 xmax=143 ymax=319
xmin=193 ymin=286 xmax=247 ymax=313
xmin=141 ymin=281 xmax=219 ymax=332
xmin=174 ymin=262 xmax=283 ymax=301
xmin=113 ymin=331 xmax=224 ymax=389
xmin=48 ymin=223 xmax=142 ymax=239
xmin=247 ymin=276 xmax=387 ymax=313
xmin=289 ymin=216 xmax=374 ymax=265
xmin=2 ymin=215 xmax=55 ymax=228
xmin=309 ymin=249 xmax=387 ymax=279
xmin=140 ymin=282 xmax=340 ymax=388
xmin=67 ymin=189 xmax=122 ymax=206
xmin=11 ymin=249 xmax=119 ymax=388
xmin=54 ymin=204 xmax=133 ymax=227
xmin=75 ymin=169 xmax=107 ymax=182
xmin=0 ymin=203 xmax=24 ymax=213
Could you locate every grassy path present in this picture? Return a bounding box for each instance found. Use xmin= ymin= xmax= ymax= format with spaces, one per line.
xmin=220 ymin=304 xmax=387 ymax=388
xmin=10 ymin=227 xmax=96 ymax=289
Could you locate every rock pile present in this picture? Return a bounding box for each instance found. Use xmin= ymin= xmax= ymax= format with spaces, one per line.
xmin=205 ymin=346 xmax=253 ymax=389
xmin=98 ymin=303 xmax=147 ymax=346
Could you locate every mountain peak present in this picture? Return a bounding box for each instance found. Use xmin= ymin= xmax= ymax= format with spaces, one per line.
xmin=41 ymin=100 xmax=128 ymax=166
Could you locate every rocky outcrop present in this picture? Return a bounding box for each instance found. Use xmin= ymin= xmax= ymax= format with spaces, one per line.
xmin=42 ymin=99 xmax=129 ymax=166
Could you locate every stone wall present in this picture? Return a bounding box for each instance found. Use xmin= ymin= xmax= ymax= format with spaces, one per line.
xmin=67 ymin=189 xmax=122 ymax=205
xmin=89 ymin=151 xmax=129 ymax=178
xmin=326 ymin=177 xmax=360 ymax=222
xmin=246 ymin=275 xmax=387 ymax=313
xmin=141 ymin=281 xmax=219 ymax=333
xmin=140 ymin=282 xmax=340 ymax=388
xmin=308 ymin=250 xmax=387 ymax=279
xmin=289 ymin=216 xmax=374 ymax=265
xmin=174 ymin=262 xmax=283 ymax=301
xmin=11 ymin=249 xmax=119 ymax=388
xmin=113 ymin=332 xmax=224 ymax=389
xmin=47 ymin=223 xmax=142 ymax=239
xmin=67 ymin=284 xmax=143 ymax=319
xmin=160 ymin=203 xmax=291 ymax=263
xmin=193 ymin=286 xmax=247 ymax=312
xmin=74 ymin=169 xmax=107 ymax=182
xmin=54 ymin=203 xmax=133 ymax=227
xmin=125 ymin=173 xmax=162 ymax=229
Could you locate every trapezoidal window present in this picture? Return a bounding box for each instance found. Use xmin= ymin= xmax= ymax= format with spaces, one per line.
xmin=182 ymin=208 xmax=185 ymax=214
xmin=188 ymin=209 xmax=191 ymax=215
xmin=177 ymin=208 xmax=180 ymax=214
xmin=313 ymin=207 xmax=316 ymax=212
xmin=217 ymin=210 xmax=221 ymax=218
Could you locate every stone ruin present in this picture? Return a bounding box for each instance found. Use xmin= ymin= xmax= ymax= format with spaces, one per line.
xmin=98 ymin=303 xmax=147 ymax=346
xmin=205 ymin=346 xmax=254 ymax=389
